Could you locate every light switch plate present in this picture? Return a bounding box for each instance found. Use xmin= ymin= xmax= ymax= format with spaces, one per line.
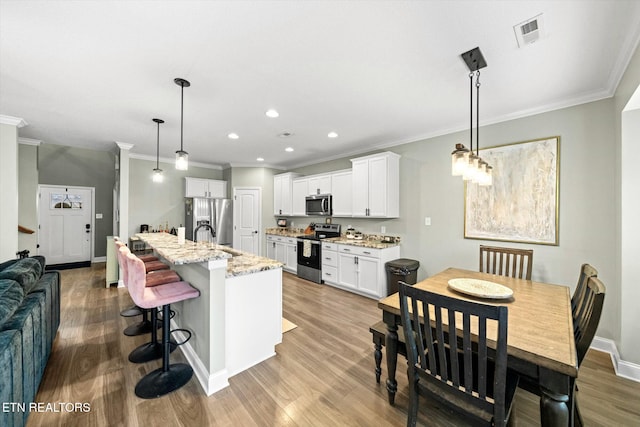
xmin=424 ymin=217 xmax=431 ymax=226
xmin=96 ymin=213 xmax=103 ymax=219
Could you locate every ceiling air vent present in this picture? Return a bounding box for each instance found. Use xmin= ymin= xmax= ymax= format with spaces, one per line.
xmin=514 ymin=14 xmax=545 ymax=47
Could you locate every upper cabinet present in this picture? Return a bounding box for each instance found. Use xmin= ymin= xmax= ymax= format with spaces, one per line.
xmin=185 ymin=177 xmax=227 ymax=198
xmin=291 ymin=178 xmax=308 ymax=216
xmin=351 ymin=152 xmax=400 ymax=218
xmin=274 ymin=172 xmax=301 ymax=216
xmin=330 ymin=170 xmax=352 ymax=217
xmin=307 ymin=174 xmax=332 ymax=195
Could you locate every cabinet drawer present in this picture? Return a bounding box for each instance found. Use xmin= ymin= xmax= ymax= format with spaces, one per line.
xmin=266 ymin=235 xmax=276 ymax=242
xmin=284 ymin=237 xmax=297 ymax=245
xmin=322 ymin=266 xmax=338 ymax=283
xmin=322 ymin=252 xmax=338 ymax=267
xmin=338 ymin=245 xmax=380 ymax=258
xmin=322 ymin=242 xmax=337 ymax=251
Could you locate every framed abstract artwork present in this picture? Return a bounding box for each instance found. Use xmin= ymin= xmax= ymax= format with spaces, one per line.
xmin=464 ymin=136 xmax=559 ymax=245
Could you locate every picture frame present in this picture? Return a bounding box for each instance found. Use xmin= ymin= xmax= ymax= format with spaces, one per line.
xmin=464 ymin=136 xmax=559 ymax=245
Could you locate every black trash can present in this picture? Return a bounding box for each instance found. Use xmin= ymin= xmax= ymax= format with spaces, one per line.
xmin=385 ymin=258 xmax=420 ymax=295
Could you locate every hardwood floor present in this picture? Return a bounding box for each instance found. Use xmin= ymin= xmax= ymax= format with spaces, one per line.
xmin=28 ymin=264 xmax=640 ymax=426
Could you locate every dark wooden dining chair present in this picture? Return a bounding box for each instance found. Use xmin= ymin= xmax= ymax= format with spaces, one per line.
xmin=518 ymin=275 xmax=605 ymax=427
xmin=398 ymin=283 xmax=519 ymax=427
xmin=479 ymin=245 xmax=533 ymax=280
xmin=572 ymin=263 xmax=598 ymax=332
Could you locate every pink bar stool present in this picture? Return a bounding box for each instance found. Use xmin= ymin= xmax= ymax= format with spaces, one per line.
xmin=125 ymin=251 xmax=200 ymax=399
xmin=115 ymin=242 xmax=173 ymax=336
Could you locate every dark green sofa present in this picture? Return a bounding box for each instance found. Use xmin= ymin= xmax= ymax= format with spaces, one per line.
xmin=0 ymin=256 xmax=60 ymax=427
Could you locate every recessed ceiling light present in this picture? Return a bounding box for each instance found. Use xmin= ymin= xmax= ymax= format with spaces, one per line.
xmin=256 ymin=157 xmax=264 ymax=162
xmin=265 ymin=109 xmax=279 ymax=118
xmin=228 ymin=133 xmax=239 ymax=140
xmin=285 ymin=147 xmax=294 ymax=152
xmin=328 ymin=131 xmax=338 ymax=138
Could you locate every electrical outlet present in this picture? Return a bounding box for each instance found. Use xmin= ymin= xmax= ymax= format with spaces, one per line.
xmin=96 ymin=213 xmax=103 ymax=219
xmin=381 ymin=226 xmax=386 ymax=233
xmin=424 ymin=217 xmax=431 ymax=226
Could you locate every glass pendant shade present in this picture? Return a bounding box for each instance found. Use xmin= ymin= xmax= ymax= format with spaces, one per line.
xmin=479 ymin=165 xmax=493 ymax=186
xmin=152 ymin=168 xmax=164 ymax=183
xmin=175 ymin=150 xmax=188 ymax=170
xmin=451 ymin=143 xmax=470 ymax=176
xmin=463 ymin=153 xmax=479 ymax=181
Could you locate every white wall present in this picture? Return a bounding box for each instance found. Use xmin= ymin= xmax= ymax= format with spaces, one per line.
xmin=18 ymin=143 xmax=38 ymax=254
xmin=0 ymin=123 xmax=19 ymax=260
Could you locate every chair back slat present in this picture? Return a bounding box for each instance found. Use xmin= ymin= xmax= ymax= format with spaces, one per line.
xmin=574 ymin=276 xmax=605 ymax=366
xmin=572 ymin=264 xmax=598 ymax=332
xmin=399 ymin=282 xmax=510 ymax=424
xmin=480 ymin=245 xmax=534 ymax=280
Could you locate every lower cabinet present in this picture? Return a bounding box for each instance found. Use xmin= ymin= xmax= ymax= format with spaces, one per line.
xmin=321 ymin=242 xmax=338 ymax=283
xmin=266 ymin=235 xmax=297 ymax=273
xmin=330 ymin=243 xmax=400 ymax=299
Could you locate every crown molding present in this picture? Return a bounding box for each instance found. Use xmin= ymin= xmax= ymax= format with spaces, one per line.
xmin=18 ymin=137 xmax=42 ymax=146
xmin=129 ymin=152 xmax=223 ymax=170
xmin=115 ymin=141 xmax=134 ymax=150
xmin=0 ymin=115 xmax=28 ymax=128
xmin=227 ymin=162 xmax=287 ymax=171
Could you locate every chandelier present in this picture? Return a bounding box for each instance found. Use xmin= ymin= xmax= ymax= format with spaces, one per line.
xmin=451 ymin=47 xmax=492 ymax=186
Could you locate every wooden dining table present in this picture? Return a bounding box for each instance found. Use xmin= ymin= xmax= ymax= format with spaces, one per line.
xmin=378 ymin=267 xmax=578 ymax=427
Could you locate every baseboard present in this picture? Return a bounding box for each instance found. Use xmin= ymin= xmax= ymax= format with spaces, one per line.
xmin=170 ymin=320 xmax=230 ymax=396
xmin=591 ymin=336 xmax=640 ymax=382
xmin=92 ymin=256 xmax=106 ymax=263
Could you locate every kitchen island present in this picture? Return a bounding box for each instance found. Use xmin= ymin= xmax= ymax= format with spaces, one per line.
xmin=135 ymin=232 xmax=283 ymax=396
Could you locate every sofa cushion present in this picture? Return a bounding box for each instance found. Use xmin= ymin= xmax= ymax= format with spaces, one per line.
xmin=0 ymin=279 xmax=24 ymax=326
xmin=0 ymin=258 xmax=43 ymax=294
xmin=0 ymin=330 xmax=23 ymax=427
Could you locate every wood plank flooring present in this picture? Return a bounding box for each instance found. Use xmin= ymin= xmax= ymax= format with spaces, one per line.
xmin=27 ymin=264 xmax=640 ymax=426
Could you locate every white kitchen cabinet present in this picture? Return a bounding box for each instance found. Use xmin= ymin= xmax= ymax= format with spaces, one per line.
xmin=351 ymin=152 xmax=400 ymax=218
xmin=330 ymin=170 xmax=352 ymax=217
xmin=307 ymin=174 xmax=332 ymax=195
xmin=273 ymin=173 xmax=301 ymax=216
xmin=266 ymin=234 xmax=297 ymax=273
xmin=185 ymin=177 xmax=227 ymax=198
xmin=331 ymin=243 xmax=401 ymax=299
xmin=321 ymin=242 xmax=338 ymax=284
xmin=291 ymin=178 xmax=308 ymax=216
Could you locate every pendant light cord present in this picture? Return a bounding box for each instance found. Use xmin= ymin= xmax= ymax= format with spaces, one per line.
xmin=476 ymin=70 xmax=480 ymax=155
xmin=180 ymin=83 xmax=184 ymax=152
xmin=156 ymin=121 xmax=160 ymax=169
xmin=469 ymin=72 xmax=474 ymax=153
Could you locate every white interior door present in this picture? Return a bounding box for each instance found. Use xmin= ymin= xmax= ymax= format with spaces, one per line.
xmin=233 ymin=187 xmax=261 ymax=255
xmin=38 ymin=185 xmax=93 ymax=265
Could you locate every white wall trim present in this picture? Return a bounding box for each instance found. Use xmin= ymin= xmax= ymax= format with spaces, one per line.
xmin=0 ymin=115 xmax=28 ymax=128
xmin=115 ymin=141 xmax=134 ymax=150
xmin=170 ymin=320 xmax=229 ymax=396
xmin=591 ymin=336 xmax=640 ymax=383
xmin=18 ymin=137 xmax=42 ymax=146
xmin=92 ymin=256 xmax=106 ymax=263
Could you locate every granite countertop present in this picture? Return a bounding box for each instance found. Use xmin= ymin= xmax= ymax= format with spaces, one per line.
xmin=136 ymin=232 xmax=282 ymax=277
xmin=264 ymin=228 xmax=400 ymax=249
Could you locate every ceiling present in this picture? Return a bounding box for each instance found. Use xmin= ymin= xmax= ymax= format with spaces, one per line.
xmin=2 ymin=1 xmax=640 ymax=170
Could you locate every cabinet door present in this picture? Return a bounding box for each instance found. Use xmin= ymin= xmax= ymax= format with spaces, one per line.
xmin=185 ymin=177 xmax=209 ymax=198
xmin=367 ymin=156 xmax=389 ymax=217
xmin=285 ymin=243 xmax=297 ymax=272
xmin=338 ymin=253 xmax=358 ymax=289
xmin=351 ymin=159 xmax=369 ymax=217
xmin=308 ymin=175 xmax=332 ymax=195
xmin=292 ymin=179 xmax=308 ymax=216
xmin=280 ymin=175 xmax=293 ymax=215
xmin=275 ymin=242 xmax=287 ymax=265
xmin=208 ymin=180 xmax=227 ymax=198
xmin=273 ymin=175 xmax=283 ymax=215
xmin=357 ymin=256 xmax=380 ymax=297
xmin=266 ymin=239 xmax=276 ymax=259
xmin=331 ymin=171 xmax=352 ymax=217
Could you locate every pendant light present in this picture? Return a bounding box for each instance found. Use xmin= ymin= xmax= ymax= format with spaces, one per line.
xmin=451 ymin=47 xmax=492 ymax=186
xmin=152 ymin=118 xmax=164 ymax=183
xmin=174 ymin=77 xmax=190 ymax=170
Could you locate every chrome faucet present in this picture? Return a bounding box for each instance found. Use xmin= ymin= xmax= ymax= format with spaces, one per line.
xmin=194 ymin=223 xmax=215 ymax=243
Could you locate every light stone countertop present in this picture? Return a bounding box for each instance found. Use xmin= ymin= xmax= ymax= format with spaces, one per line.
xmin=264 ymin=228 xmax=401 ymax=249
xmin=136 ymin=232 xmax=282 ymax=277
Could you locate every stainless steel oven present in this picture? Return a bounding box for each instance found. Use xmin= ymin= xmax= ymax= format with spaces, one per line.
xmin=296 ymin=223 xmax=341 ymax=284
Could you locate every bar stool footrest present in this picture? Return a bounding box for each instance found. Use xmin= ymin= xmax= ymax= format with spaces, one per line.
xmin=123 ymin=319 xmax=161 ymax=336
xmin=171 ymin=329 xmax=192 ymax=346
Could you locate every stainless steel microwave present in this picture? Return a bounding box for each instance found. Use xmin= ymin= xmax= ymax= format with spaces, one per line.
xmin=305 ymin=194 xmax=332 ymax=216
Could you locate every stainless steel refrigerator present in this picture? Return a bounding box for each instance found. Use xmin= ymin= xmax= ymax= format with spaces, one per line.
xmin=185 ymin=197 xmax=233 ymax=246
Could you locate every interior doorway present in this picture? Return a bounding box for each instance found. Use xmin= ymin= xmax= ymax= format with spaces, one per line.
xmin=233 ymin=187 xmax=262 ymax=255
xmin=38 ymin=185 xmax=94 ymax=267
